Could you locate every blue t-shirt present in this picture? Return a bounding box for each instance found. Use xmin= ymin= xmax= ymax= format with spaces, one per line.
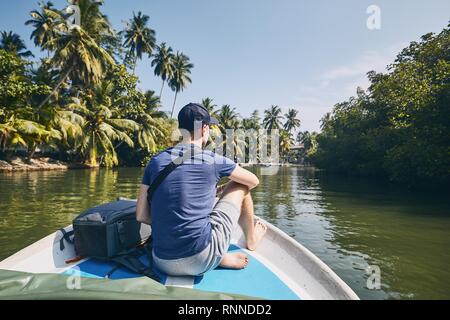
xmin=142 ymin=143 xmax=236 ymax=260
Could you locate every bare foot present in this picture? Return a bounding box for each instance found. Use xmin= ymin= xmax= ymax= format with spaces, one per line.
xmin=247 ymin=219 xmax=267 ymax=251
xmin=219 ymin=252 xmax=249 ymax=269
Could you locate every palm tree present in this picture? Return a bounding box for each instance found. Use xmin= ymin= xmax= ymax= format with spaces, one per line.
xmin=151 ymin=42 xmax=174 ymax=97
xmin=279 ymin=130 xmax=293 ymax=162
xmin=0 ymin=118 xmax=25 ymax=152
xmin=67 ymin=83 xmax=139 ymax=167
xmin=137 ymin=90 xmax=172 ymax=153
xmin=136 ymin=115 xmax=169 ymax=154
xmin=238 ymin=118 xmax=260 ymax=163
xmin=263 ymin=105 xmax=283 ymax=131
xmin=169 ymin=52 xmax=193 ymax=118
xmin=130 ymin=109 xmax=169 ymax=154
xmin=320 ymin=112 xmax=332 ymax=130
xmin=230 ymin=129 xmax=247 ymax=161
xmin=201 ymin=98 xmax=217 ymax=116
xmin=25 ymin=1 xmax=64 ymax=55
xmin=33 ymin=0 xmax=116 ymax=110
xmin=76 ymin=0 xmax=114 ymax=41
xmin=114 ymin=89 xmax=168 ymax=154
xmin=241 ymin=118 xmax=253 ymax=130
xmin=31 ymin=58 xmax=59 ymax=87
xmin=296 ymin=130 xmax=317 ymax=161
xmin=209 ymin=105 xmax=244 ymax=161
xmin=0 ymin=31 xmax=33 ymax=58
xmin=144 ymin=90 xmax=167 ymax=118
xmin=37 ymin=26 xmax=115 ymax=110
xmin=217 ymin=105 xmax=239 ymax=131
xmin=297 ymin=131 xmax=310 ymax=147
xmin=296 ymin=130 xmax=318 ymax=152
xmin=284 ymin=108 xmax=301 ymax=134
xmin=53 ymin=109 xmax=84 ymax=150
xmin=0 ymin=114 xmax=60 ymax=158
xmin=241 ymin=110 xmax=261 ymax=130
xmin=121 ymin=11 xmax=156 ymax=74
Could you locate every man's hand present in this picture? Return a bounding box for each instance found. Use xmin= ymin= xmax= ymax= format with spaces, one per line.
xmin=216 ymin=181 xmax=229 ymax=197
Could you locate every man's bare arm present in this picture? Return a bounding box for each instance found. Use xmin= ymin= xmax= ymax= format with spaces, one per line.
xmin=136 ymin=184 xmax=151 ymax=225
xmin=228 ymin=165 xmax=260 ymax=190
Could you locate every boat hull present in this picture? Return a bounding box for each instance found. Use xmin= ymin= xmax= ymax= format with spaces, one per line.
xmin=0 ymin=201 xmax=358 ymax=300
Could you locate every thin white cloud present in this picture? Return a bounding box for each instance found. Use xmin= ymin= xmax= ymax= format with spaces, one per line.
xmin=322 ymin=50 xmax=390 ymax=81
xmin=292 ymin=43 xmax=406 ymax=132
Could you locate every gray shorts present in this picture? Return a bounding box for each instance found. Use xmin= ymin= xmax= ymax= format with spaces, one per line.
xmin=152 ymin=199 xmax=240 ymax=276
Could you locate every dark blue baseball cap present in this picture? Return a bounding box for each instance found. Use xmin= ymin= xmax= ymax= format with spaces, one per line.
xmin=178 ymin=103 xmax=219 ymax=131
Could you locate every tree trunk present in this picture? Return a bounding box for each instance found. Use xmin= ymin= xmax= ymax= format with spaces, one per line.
xmin=28 ymin=143 xmax=37 ymax=161
xmin=171 ymin=90 xmax=178 ymax=118
xmin=36 ymin=66 xmax=73 ymax=111
xmin=114 ymin=141 xmax=124 ymax=149
xmin=159 ymin=80 xmax=165 ymax=98
xmin=132 ymin=56 xmax=137 ymax=75
xmin=89 ymin=133 xmax=97 ymax=167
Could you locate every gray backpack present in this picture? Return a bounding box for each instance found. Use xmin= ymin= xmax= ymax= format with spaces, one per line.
xmin=66 ymin=199 xmax=159 ymax=280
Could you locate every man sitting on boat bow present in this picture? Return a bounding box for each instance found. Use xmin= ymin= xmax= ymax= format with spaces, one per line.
xmin=136 ymin=103 xmax=267 ymax=276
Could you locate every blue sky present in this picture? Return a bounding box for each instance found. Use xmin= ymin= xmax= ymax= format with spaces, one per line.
xmin=1 ymin=0 xmax=449 ymax=131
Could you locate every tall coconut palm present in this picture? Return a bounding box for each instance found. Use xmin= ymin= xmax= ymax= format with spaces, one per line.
xmin=76 ymin=0 xmax=114 ymax=42
xmin=0 ymin=31 xmax=33 ymax=58
xmin=284 ymin=108 xmax=301 ymax=134
xmin=37 ymin=26 xmax=115 ymax=110
xmin=34 ymin=0 xmax=115 ymax=110
xmin=169 ymin=52 xmax=193 ymax=118
xmin=151 ymin=42 xmax=174 ymax=97
xmin=263 ymin=105 xmax=283 ymax=131
xmin=121 ymin=11 xmax=156 ymax=74
xmin=25 ymin=1 xmax=65 ymax=55
xmin=201 ymin=98 xmax=217 ymax=117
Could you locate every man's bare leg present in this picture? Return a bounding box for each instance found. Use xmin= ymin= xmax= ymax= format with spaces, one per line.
xmin=217 ymin=181 xmax=267 ymax=269
xmin=238 ymin=191 xmax=267 ymax=251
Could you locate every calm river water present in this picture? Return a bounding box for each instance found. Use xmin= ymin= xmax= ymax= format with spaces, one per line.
xmin=0 ymin=166 xmax=449 ymax=299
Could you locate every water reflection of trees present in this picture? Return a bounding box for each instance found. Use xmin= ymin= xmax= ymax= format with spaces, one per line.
xmin=2 ymin=167 xmax=449 ymax=299
xmin=0 ymin=168 xmax=144 ymax=260
xmin=315 ymin=173 xmax=450 ymax=299
xmin=252 ymin=167 xmax=295 ymax=223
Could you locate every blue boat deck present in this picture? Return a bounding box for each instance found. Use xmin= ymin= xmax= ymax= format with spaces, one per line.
xmin=64 ymin=245 xmax=300 ymax=300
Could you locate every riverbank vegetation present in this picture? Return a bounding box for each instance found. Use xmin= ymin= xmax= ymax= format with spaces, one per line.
xmin=307 ymin=23 xmax=450 ymax=187
xmin=0 ymin=0 xmax=183 ymax=167
xmin=0 ymin=0 xmax=303 ymax=168
xmin=0 ymin=1 xmax=448 ymax=187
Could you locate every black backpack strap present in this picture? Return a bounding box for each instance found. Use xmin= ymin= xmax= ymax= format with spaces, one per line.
xmin=59 ymin=228 xmax=74 ymax=251
xmin=106 ymin=245 xmax=160 ymax=282
xmin=147 ymin=146 xmax=203 ymax=203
